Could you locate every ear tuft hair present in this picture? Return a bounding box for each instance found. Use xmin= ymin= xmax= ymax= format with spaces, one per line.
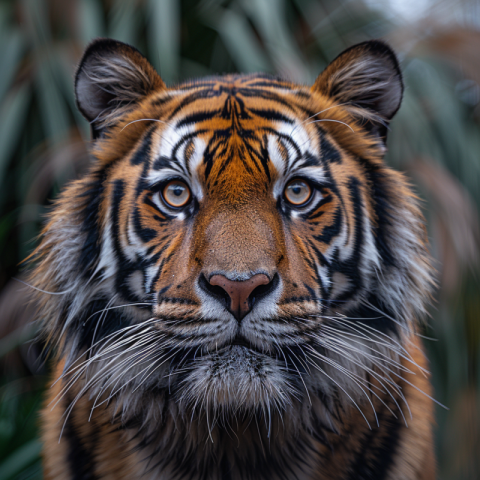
xmin=75 ymin=38 xmax=165 ymax=138
xmin=313 ymin=40 xmax=403 ymax=139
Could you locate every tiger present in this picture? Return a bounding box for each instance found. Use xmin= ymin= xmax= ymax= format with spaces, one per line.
xmin=29 ymin=38 xmax=436 ymax=479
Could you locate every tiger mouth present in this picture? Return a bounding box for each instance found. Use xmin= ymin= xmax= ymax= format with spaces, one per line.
xmin=227 ymin=336 xmax=268 ymax=356
xmin=168 ymin=335 xmax=310 ymax=373
xmin=172 ymin=335 xmax=273 ymax=363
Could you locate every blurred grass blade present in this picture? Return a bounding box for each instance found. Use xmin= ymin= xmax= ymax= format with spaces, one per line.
xmin=147 ymin=0 xmax=180 ymax=83
xmin=203 ymin=6 xmax=271 ymax=73
xmin=0 ymin=440 xmax=42 ymax=479
xmin=0 ymin=84 xmax=30 ymax=188
xmin=0 ymin=28 xmax=25 ymax=102
xmin=35 ymin=61 xmax=70 ymax=145
xmin=241 ymin=0 xmax=307 ymax=80
xmin=79 ymin=0 xmax=106 ymax=44
xmin=55 ymin=49 xmax=90 ymax=139
xmin=108 ymin=0 xmax=140 ymax=46
xmin=22 ymin=0 xmax=70 ymax=145
xmin=292 ymin=0 xmax=346 ymax=60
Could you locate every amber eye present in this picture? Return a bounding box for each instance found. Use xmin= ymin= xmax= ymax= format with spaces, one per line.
xmin=163 ymin=180 xmax=191 ymax=208
xmin=284 ymin=179 xmax=312 ymax=206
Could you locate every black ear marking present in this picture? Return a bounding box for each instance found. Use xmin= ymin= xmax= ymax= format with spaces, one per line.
xmin=75 ymin=38 xmax=165 ymax=139
xmin=313 ymin=40 xmax=404 ymax=141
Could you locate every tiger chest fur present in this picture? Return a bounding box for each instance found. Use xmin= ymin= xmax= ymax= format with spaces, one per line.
xmin=32 ymin=38 xmax=436 ymax=479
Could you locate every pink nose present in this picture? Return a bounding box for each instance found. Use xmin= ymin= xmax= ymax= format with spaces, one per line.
xmin=209 ymin=274 xmax=270 ymax=320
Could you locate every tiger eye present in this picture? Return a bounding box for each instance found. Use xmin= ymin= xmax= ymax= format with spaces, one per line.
xmin=163 ymin=180 xmax=191 ymax=208
xmin=284 ymin=179 xmax=312 ymax=206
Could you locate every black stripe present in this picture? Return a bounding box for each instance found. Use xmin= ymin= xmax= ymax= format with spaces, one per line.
xmin=259 ymin=135 xmax=271 ymax=181
xmin=132 ymin=206 xmax=157 ymax=242
xmin=76 ymin=298 xmax=131 ymax=350
xmin=167 ymin=89 xmax=224 ymax=120
xmin=152 ymin=155 xmax=173 ymax=170
xmin=246 ymin=80 xmax=293 ymax=89
xmin=130 ymin=127 xmax=154 ymax=165
xmin=313 ymin=207 xmax=342 ymax=243
xmin=77 ymin=168 xmax=108 ymax=275
xmin=348 ymin=404 xmax=403 ymax=480
xmin=304 ymin=194 xmax=333 ymax=220
xmin=175 ymin=109 xmax=221 ymax=128
xmin=249 ymin=108 xmax=294 ymax=124
xmin=306 ymin=238 xmax=331 ymax=300
xmin=299 ymin=152 xmax=321 ymax=168
xmin=151 ymin=95 xmax=174 ymax=107
xmin=357 ymin=158 xmax=396 ymax=268
xmin=237 ymin=88 xmax=300 ymax=111
xmin=320 ymin=134 xmax=342 ymax=164
xmin=63 ymin=393 xmax=98 ymax=480
xmin=351 ymin=294 xmax=398 ymax=335
xmin=328 ymin=178 xmax=365 ymax=303
xmin=111 ymin=180 xmax=147 ymax=302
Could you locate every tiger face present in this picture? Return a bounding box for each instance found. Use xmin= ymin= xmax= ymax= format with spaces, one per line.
xmin=33 ymin=39 xmax=435 ymax=479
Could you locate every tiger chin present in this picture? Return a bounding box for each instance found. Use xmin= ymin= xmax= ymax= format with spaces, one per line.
xmin=31 ymin=38 xmax=436 ymax=479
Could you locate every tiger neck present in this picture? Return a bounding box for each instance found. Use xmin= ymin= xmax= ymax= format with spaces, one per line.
xmin=116 ymin=388 xmax=402 ymax=480
xmin=121 ymin=398 xmax=329 ymax=480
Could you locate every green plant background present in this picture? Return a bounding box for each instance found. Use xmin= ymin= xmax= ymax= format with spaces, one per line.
xmin=0 ymin=0 xmax=479 ymax=478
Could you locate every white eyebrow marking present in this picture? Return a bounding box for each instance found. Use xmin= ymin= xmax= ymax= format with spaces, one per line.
xmin=268 ymin=122 xmax=328 ymax=199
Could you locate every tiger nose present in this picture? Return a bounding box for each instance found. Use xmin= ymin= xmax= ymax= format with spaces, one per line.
xmin=209 ymin=274 xmax=270 ymax=321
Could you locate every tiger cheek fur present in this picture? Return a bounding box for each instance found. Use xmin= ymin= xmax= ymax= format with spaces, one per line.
xmin=31 ymin=38 xmax=436 ymax=480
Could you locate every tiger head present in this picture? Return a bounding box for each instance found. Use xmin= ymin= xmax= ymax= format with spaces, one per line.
xmin=32 ymin=39 xmax=433 ymax=439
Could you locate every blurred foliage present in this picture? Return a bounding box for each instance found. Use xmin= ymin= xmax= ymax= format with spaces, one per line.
xmin=0 ymin=0 xmax=479 ymax=478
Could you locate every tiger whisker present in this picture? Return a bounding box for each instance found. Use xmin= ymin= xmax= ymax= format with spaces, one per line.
xmin=67 ymin=335 xmax=168 ymax=414
xmin=283 ymin=345 xmax=312 ymax=406
xmin=88 ymin=296 xmax=118 ymax=369
xmin=317 ymin=314 xmax=423 ymax=370
xmin=306 ymin=338 xmax=410 ymax=423
xmin=302 ymin=321 xmax=414 ymax=413
xmin=83 ymin=301 xmax=155 ymax=325
xmin=306 ymin=358 xmax=372 ymax=429
xmin=327 ymin=340 xmax=412 ymax=421
xmin=52 ymin=327 xmax=162 ymax=408
xmin=13 ymin=277 xmax=76 ymax=295
xmin=92 ymin=345 xmax=171 ymax=413
xmin=305 ymin=118 xmax=355 ymax=133
xmin=340 ymin=306 xmax=431 ymax=375
xmin=288 ymin=102 xmax=351 ymax=139
xmin=311 ymin=333 xmax=409 ymax=390
xmin=314 ymin=326 xmax=414 ymax=375
xmin=58 ymin=321 xmax=160 ymax=378
xmin=304 ymin=347 xmax=398 ymax=424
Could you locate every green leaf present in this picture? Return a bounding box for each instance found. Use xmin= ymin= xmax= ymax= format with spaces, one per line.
xmin=34 ymin=53 xmax=70 ymax=145
xmin=240 ymin=0 xmax=307 ymax=80
xmin=108 ymin=0 xmax=140 ymax=46
xmin=0 ymin=84 xmax=31 ymax=188
xmin=147 ymin=0 xmax=180 ymax=83
xmin=0 ymin=440 xmax=42 ymax=479
xmin=204 ymin=6 xmax=271 ymax=73
xmin=0 ymin=28 xmax=25 ymax=102
xmin=79 ymin=0 xmax=106 ymax=44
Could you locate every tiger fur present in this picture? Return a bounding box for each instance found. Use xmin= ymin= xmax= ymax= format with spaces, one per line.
xmin=30 ymin=38 xmax=436 ymax=479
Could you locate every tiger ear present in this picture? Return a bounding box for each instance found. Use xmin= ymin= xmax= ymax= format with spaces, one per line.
xmin=75 ymin=38 xmax=165 ymax=138
xmin=312 ymin=40 xmax=403 ymax=139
